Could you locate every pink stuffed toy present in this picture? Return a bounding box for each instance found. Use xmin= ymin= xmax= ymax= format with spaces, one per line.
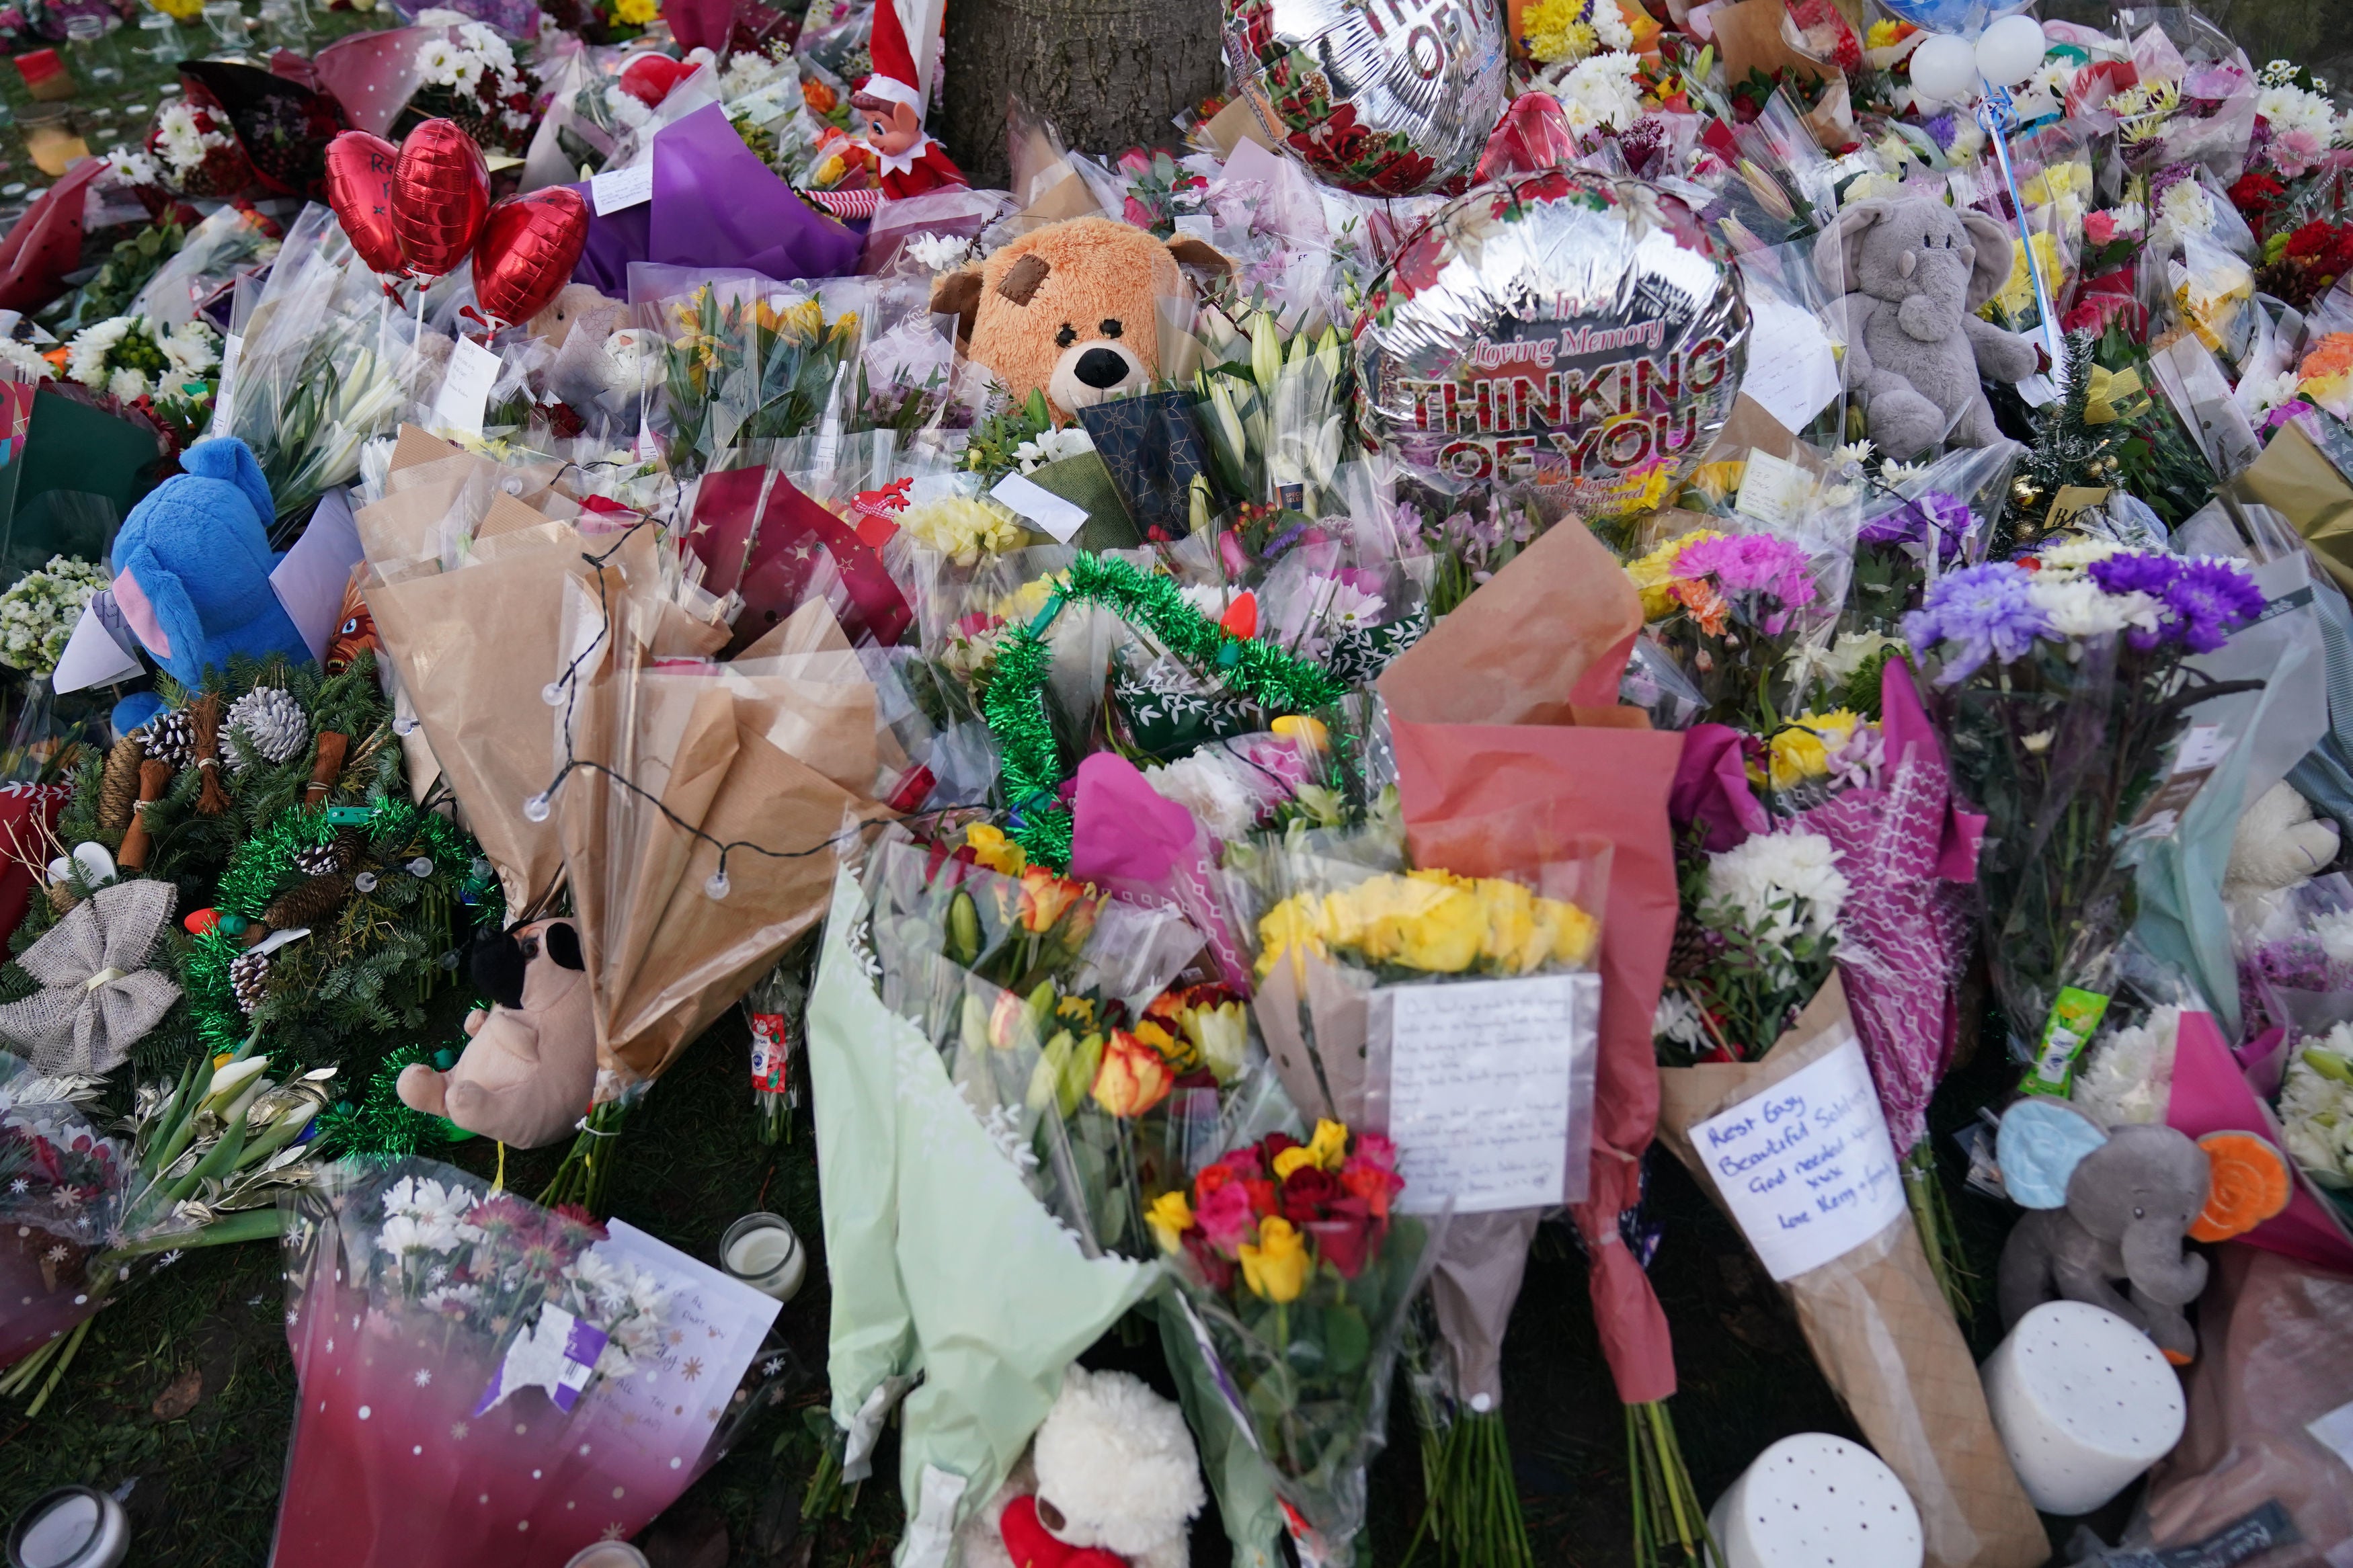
xmin=397 ymin=917 xmax=596 ymax=1149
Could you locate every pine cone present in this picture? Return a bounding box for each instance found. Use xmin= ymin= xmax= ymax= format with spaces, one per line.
xmin=262 ymin=873 xmax=351 ymax=932
xmin=293 ymin=830 xmax=370 ymax=878
xmin=222 ymin=687 xmax=310 ymax=772
xmin=1667 ymin=915 xmax=1723 ymax=981
xmin=143 ymin=708 xmax=195 ymax=770
xmin=97 ymin=734 xmax=144 ymax=832
xmin=229 ymin=950 xmax=272 ymax=1016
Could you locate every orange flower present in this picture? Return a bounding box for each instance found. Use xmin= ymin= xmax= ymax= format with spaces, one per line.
xmin=1019 ymin=867 xmax=1094 ymax=935
xmin=1091 ymin=1028 xmax=1175 ymax=1118
xmin=802 ymin=77 xmax=838 ymax=114
xmin=1668 ymin=576 xmax=1731 ymax=636
xmin=2301 ymin=332 xmax=2353 ymax=380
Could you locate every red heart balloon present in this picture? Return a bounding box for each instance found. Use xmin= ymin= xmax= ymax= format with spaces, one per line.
xmin=472 ymin=186 xmax=591 ymax=331
xmin=390 ymin=118 xmax=489 ymax=280
xmin=323 ymin=130 xmax=403 ymax=277
xmin=617 ymin=52 xmax=694 ymax=107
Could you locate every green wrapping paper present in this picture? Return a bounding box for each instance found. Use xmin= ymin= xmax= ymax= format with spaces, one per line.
xmin=803 ymin=868 xmax=1158 ymax=1565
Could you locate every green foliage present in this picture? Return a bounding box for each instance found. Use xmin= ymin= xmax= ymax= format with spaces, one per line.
xmin=50 ymin=222 xmax=186 ymax=335
xmin=960 ymin=387 xmax=1056 ymax=483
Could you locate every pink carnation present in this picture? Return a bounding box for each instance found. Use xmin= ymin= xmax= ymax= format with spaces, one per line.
xmin=1671 ymin=533 xmax=1819 ymax=609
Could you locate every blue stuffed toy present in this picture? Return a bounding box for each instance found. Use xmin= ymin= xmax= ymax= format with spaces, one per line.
xmin=108 ymin=438 xmax=313 ymax=737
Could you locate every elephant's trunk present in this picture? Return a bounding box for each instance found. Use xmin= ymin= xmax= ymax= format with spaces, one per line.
xmin=2121 ymin=1219 xmax=2209 ymax=1307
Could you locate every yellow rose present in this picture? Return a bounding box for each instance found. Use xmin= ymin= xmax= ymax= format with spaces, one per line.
xmin=1135 ymin=1017 xmax=1197 ymax=1074
xmin=1474 ymin=876 xmax=1543 ymax=973
xmin=1271 ymin=1145 xmax=1319 ymax=1180
xmin=1239 ymin=1216 xmax=1310 ymax=1303
xmin=1543 ymin=900 xmax=1600 ymax=968
xmin=1306 ymin=1118 xmax=1349 ymax=1171
xmin=1271 ymin=714 xmax=1328 ymax=749
xmin=1018 ymin=868 xmax=1091 ymax=934
xmin=1146 ymin=1190 xmax=1194 ymax=1254
xmin=965 ymin=822 xmax=1026 ymax=876
xmin=1390 ymin=870 xmax=1484 ymax=973
xmin=1092 ymin=1029 xmax=1175 ymax=1118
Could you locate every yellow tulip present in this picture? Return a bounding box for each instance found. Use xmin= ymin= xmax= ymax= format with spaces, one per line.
xmin=1254 ymin=893 xmax=1330 ymax=979
xmin=1135 ymin=1017 xmax=1197 ymax=1074
xmin=1239 ymin=1216 xmax=1310 ymax=1303
xmin=1146 ymin=1190 xmax=1194 ymax=1254
xmin=1178 ymin=999 xmax=1249 ymax=1083
xmin=965 ymin=822 xmax=1027 ymax=876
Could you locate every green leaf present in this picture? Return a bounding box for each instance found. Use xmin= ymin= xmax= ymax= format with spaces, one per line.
xmin=1323 ymin=1302 xmax=1368 ymax=1374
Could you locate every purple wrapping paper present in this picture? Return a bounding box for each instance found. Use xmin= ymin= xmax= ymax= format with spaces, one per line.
xmin=570 ymin=104 xmax=862 ymax=292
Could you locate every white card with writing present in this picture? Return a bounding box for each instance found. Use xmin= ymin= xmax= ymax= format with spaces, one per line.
xmin=1734 ymin=450 xmax=1815 ymax=528
xmin=990 ymin=471 xmax=1090 ymax=544
xmin=581 ymin=1219 xmax=781 ymax=1468
xmin=1739 ymin=294 xmax=1840 ymax=435
xmin=1690 ymin=1031 xmax=1903 ymax=1281
xmin=590 ymin=161 xmax=655 ymax=215
xmin=1374 ymin=973 xmax=1597 ymax=1214
xmin=430 ymin=335 xmax=502 ymax=440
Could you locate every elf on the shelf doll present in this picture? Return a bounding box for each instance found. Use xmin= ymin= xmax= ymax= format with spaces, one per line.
xmin=852 ymin=0 xmax=965 ymax=200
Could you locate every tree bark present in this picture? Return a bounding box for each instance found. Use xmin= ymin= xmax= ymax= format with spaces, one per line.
xmin=941 ymin=0 xmax=1228 ymax=189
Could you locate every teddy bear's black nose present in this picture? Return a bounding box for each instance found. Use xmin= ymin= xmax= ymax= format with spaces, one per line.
xmin=1074 ymin=347 xmax=1130 ymax=388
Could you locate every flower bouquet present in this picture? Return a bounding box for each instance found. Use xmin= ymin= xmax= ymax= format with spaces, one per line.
xmin=0 ymin=555 xmax=105 ymax=680
xmin=1243 ymin=811 xmax=1605 ymax=1568
xmin=410 ymin=24 xmax=537 ymax=155
xmin=653 ymin=282 xmax=861 ymax=478
xmin=269 ymin=1160 xmax=788 ymax=1567
xmin=0 ymin=1030 xmax=333 ymax=1412
xmin=1150 ymin=1122 xmax=1437 ymax=1568
xmin=2235 ymin=874 xmax=2353 ymax=1036
xmin=1624 ymin=525 xmax=1837 ymax=729
xmin=1907 ymin=542 xmax=2267 ymax=1085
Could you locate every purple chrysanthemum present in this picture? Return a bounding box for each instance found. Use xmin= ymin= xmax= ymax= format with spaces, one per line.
xmin=1903 ymin=563 xmax=2051 ymax=683
xmin=2086 ymin=550 xmax=2179 ymax=599
xmin=2161 ymin=557 xmax=2265 ymax=652
xmin=1860 ymin=491 xmax=1975 ymax=563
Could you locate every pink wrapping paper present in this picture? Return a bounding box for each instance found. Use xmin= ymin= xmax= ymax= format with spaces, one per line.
xmin=2167 ymin=1010 xmax=2353 ymax=1274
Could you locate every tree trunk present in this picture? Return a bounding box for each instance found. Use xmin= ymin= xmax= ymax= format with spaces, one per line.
xmin=941 ymin=0 xmax=1228 ymax=189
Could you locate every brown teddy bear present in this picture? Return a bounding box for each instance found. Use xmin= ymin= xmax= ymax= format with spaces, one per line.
xmin=930 ymin=217 xmax=1226 ymax=421
xmin=397 ymin=917 xmax=597 ymax=1149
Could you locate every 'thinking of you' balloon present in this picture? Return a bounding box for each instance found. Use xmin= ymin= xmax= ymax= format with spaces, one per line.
xmin=1355 ymin=171 xmax=1749 ymax=521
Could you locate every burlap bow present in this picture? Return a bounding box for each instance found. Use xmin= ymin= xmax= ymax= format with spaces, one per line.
xmin=0 ymin=878 xmax=180 ymax=1075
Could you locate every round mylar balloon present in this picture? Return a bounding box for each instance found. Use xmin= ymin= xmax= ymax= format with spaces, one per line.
xmin=1222 ymin=0 xmax=1507 ymax=196
xmin=1355 ymin=171 xmax=1749 ymax=522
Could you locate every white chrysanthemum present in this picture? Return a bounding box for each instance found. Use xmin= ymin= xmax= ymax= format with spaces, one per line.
xmin=65 ymin=317 xmax=131 ymax=390
xmin=152 ymin=100 xmax=229 ymax=177
xmin=1704 ymin=829 xmax=1849 ymax=947
xmin=2259 ymin=83 xmax=2337 ymax=145
xmin=107 ymin=367 xmax=151 ymax=403
xmin=159 ymin=319 xmax=220 ymax=378
xmin=2155 ymin=177 xmax=2217 ymax=245
xmin=2030 ymin=537 xmax=2128 ymax=577
xmin=1589 ymin=0 xmax=1633 ymax=51
xmin=0 ymin=340 xmax=52 ymax=382
xmin=719 ymin=48 xmax=786 ymax=100
xmin=2312 ymin=909 xmax=2353 ymax=966
xmin=2026 ymin=575 xmax=2164 ymax=639
xmin=106 ymin=148 xmax=161 ymax=187
xmin=1815 ymin=628 xmax=1902 ymax=690
xmin=2243 ymin=368 xmax=2300 ymax=419
xmin=1653 ymin=989 xmax=1707 ymax=1050
xmin=448 ymin=55 xmax=483 ymax=94
xmin=1012 ymin=425 xmax=1095 ymax=472
xmin=1559 ymin=52 xmax=1643 ymax=136
xmin=2073 ymin=1005 xmax=2181 ymax=1128
xmin=416 ymin=40 xmax=458 ymax=87
xmin=1146 ymin=747 xmax=1261 ymax=841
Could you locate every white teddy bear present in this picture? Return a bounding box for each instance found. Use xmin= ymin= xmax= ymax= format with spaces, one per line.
xmin=955 ymin=1364 xmax=1206 ymax=1568
xmin=2224 ymin=780 xmax=2340 ymax=927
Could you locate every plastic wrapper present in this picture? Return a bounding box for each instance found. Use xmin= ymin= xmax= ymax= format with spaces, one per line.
xmin=631 ymin=269 xmax=865 ymax=479
xmin=129 ymin=202 xmax=281 ymax=330
xmin=2135 ymin=1245 xmax=2353 ymax=1567
xmin=549 ymin=544 xmax=892 ymax=1090
xmin=269 ymin=1160 xmax=791 ymax=1567
xmin=2236 ymin=873 xmax=2353 ymax=1036
xmin=1657 ymin=980 xmax=2048 ymax=1568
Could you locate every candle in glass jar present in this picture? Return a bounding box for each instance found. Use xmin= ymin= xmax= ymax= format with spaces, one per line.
xmin=719 ymin=1212 xmax=805 ymax=1303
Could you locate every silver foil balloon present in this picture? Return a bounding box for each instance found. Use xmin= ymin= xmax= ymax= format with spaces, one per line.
xmin=1355 ymin=171 xmax=1750 ymax=522
xmin=1222 ymin=0 xmax=1508 ymax=197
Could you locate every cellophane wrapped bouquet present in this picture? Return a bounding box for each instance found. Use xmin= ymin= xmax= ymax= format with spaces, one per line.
xmin=270 ymin=1159 xmax=786 ymax=1567
xmin=1906 ymin=541 xmax=2266 ymax=1083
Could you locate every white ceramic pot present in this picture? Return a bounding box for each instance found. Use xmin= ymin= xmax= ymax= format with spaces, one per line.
xmin=1705 ymin=1432 xmax=1921 ymax=1568
xmin=1981 ymin=1300 xmax=2187 ymax=1515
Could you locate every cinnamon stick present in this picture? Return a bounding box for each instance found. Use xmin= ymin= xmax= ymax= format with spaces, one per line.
xmin=192 ymin=692 xmax=230 ymax=815
xmin=117 ymin=759 xmax=173 ymax=870
xmin=305 ymin=731 xmax=349 ymax=807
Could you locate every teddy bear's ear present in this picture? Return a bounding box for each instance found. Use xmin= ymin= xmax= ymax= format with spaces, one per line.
xmin=1956 ymin=208 xmax=2018 ymax=313
xmin=929 ymin=263 xmax=984 ymax=345
xmin=1164 ymin=235 xmax=1232 ymax=278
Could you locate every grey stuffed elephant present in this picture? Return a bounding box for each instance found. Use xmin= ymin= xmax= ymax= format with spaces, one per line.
xmin=1995 ymin=1102 xmax=2212 ymax=1363
xmin=1814 ymin=195 xmax=2041 ymax=458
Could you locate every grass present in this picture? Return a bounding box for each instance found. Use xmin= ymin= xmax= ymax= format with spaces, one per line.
xmin=1 ymin=996 xmax=2098 ymax=1566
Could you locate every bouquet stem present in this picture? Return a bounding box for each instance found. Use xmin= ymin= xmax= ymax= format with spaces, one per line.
xmin=1903 ymin=1141 xmax=1973 ymax=1322
xmin=536 ymin=1100 xmax=633 ymax=1216
xmin=1407 ymin=1407 xmax=1535 ymax=1568
xmin=1628 ymin=1400 xmax=1718 ymax=1568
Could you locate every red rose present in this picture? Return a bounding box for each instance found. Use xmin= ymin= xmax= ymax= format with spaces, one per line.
xmin=1280 ymin=1165 xmax=1341 ymax=1225
xmin=1306 ymin=1198 xmax=1380 ymax=1279
xmin=1181 ymin=1226 xmax=1236 ymax=1292
xmin=1243 ymin=1178 xmax=1279 ymax=1219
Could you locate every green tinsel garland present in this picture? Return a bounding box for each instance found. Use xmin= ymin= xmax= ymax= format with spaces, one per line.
xmin=979 ymin=552 xmax=1347 ymax=868
xmin=184 ymin=800 xmax=500 ymax=1058
xmin=315 ymin=1038 xmax=462 ymax=1163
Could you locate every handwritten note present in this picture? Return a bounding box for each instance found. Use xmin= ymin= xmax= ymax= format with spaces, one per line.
xmin=1691 ymin=1031 xmax=1903 ymax=1281
xmin=1377 ymin=974 xmax=1596 ymax=1214
xmin=1739 ymin=294 xmax=1841 ymax=435
xmin=590 ymin=161 xmax=655 ymax=216
xmin=430 ymin=335 xmax=502 ymax=440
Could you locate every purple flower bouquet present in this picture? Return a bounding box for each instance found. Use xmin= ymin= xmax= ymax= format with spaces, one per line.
xmin=1907 ymin=543 xmax=2266 ymax=1069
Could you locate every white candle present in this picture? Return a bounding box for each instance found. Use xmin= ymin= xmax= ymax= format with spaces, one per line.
xmin=11 ymin=1487 xmax=128 ymax=1568
xmin=727 ymin=1228 xmax=794 ymax=1276
xmin=1981 ymin=1300 xmax=2186 ymax=1516
xmin=1706 ymin=1433 xmax=1921 ymax=1568
xmin=563 ymin=1544 xmax=651 ymax=1568
xmin=719 ymin=1214 xmax=805 ymax=1303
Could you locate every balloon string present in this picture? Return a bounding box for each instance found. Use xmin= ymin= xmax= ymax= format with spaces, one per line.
xmin=1979 ymin=85 xmax=2065 ymax=386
